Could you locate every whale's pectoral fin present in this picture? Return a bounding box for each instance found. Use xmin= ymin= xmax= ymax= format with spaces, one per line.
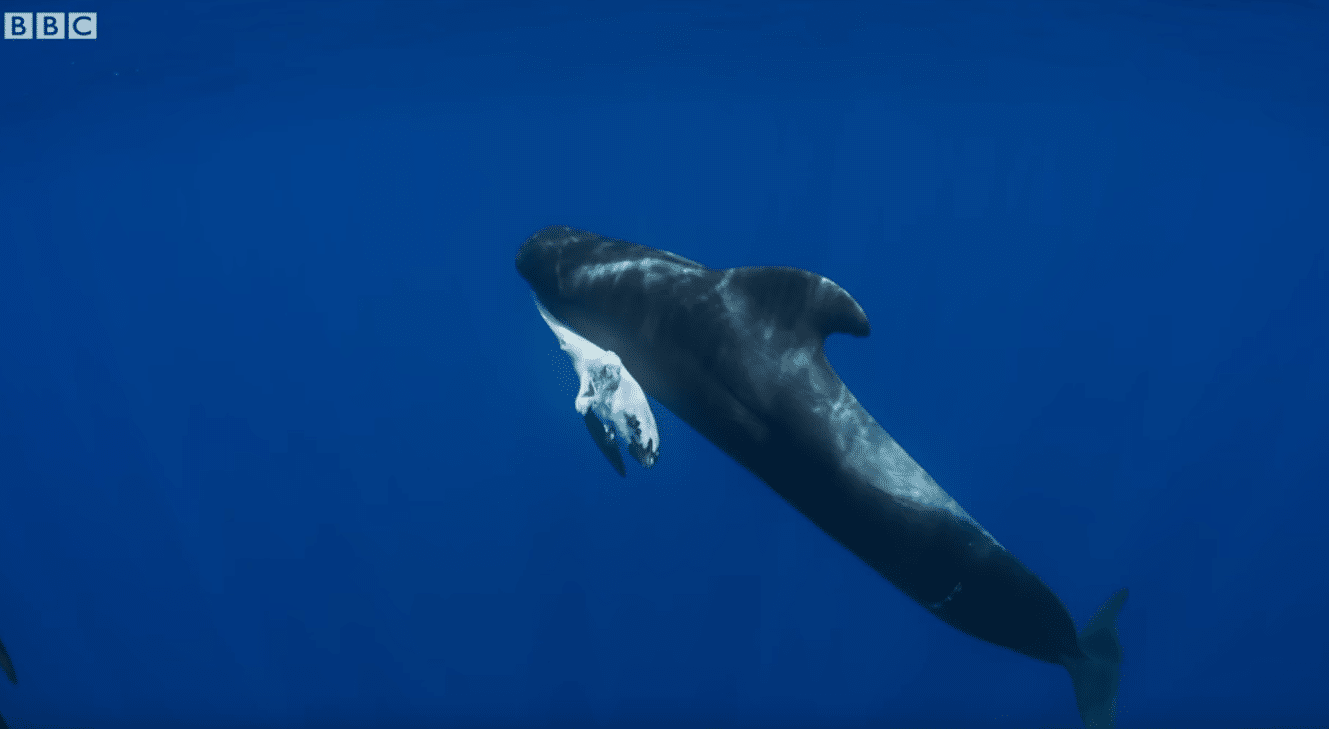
xmin=583 ymin=410 xmax=627 ymax=477
xmin=1066 ymin=587 xmax=1129 ymax=729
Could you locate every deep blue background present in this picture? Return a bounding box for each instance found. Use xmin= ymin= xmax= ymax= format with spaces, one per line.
xmin=1 ymin=2 xmax=1326 ymax=727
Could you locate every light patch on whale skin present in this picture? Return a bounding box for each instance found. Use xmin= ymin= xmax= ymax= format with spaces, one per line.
xmin=573 ymin=258 xmax=705 ymax=293
xmin=534 ymin=298 xmax=660 ymax=469
xmin=864 ymin=433 xmax=995 ymax=543
xmin=827 ymin=388 xmax=995 ymax=543
xmin=779 ymin=346 xmax=814 ymax=378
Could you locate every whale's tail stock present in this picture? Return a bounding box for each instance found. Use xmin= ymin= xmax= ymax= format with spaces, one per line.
xmin=1065 ymin=588 xmax=1130 ymax=729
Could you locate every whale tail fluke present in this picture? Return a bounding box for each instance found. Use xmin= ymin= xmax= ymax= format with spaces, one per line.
xmin=1066 ymin=587 xmax=1129 ymax=729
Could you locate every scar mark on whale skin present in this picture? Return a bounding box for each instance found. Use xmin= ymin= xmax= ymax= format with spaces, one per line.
xmin=928 ymin=581 xmax=963 ymax=610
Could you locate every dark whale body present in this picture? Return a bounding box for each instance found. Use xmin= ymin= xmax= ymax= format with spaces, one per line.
xmin=517 ymin=225 xmax=1128 ymax=728
xmin=0 ymin=634 xmax=14 ymax=729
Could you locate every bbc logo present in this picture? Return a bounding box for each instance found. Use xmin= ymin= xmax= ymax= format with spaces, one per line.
xmin=4 ymin=12 xmax=97 ymax=40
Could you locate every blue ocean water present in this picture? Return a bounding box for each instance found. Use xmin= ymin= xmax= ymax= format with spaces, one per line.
xmin=1 ymin=2 xmax=1326 ymax=727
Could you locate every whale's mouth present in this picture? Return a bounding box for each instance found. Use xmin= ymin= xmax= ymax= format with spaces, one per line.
xmin=515 ymin=227 xmax=571 ymax=302
xmin=516 ymin=225 xmax=595 ymax=306
xmin=515 ymin=259 xmax=555 ymax=306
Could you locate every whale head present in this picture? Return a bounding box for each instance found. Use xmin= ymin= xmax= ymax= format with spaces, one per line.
xmin=516 ymin=225 xmax=711 ymax=330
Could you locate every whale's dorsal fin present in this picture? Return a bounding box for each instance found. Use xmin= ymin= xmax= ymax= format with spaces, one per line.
xmin=727 ymin=266 xmax=871 ymax=339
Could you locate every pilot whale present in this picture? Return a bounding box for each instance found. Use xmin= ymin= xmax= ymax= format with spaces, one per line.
xmin=517 ymin=225 xmax=1128 ymax=728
